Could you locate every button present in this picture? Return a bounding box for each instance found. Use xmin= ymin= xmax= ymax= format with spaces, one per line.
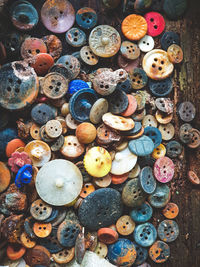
xmin=148 ymin=183 xmax=171 ymax=208
xmin=163 ymin=0 xmax=187 ymax=20
xmin=21 ymin=37 xmax=47 ymax=59
xmin=128 ymin=135 xmax=154 ymax=156
xmin=43 ymin=207 xmax=59 ymax=223
xmin=120 ymin=41 xmax=140 ymax=60
xmin=149 ymin=240 xmax=170 ymax=263
xmin=76 ymin=161 xmax=91 ymax=183
xmin=143 ymin=49 xmax=174 ymax=80
xmin=102 ymin=112 xmax=135 ymax=131
xmin=39 ymin=125 xmax=54 ymax=143
xmin=129 ymin=68 xmax=148 ymax=90
xmin=116 ymin=141 xmax=128 ymax=151
xmin=78 ymin=188 xmax=123 ymax=230
xmin=0 ymin=161 xmax=11 ymax=193
xmin=111 ymin=172 xmax=129 ymax=185
xmin=89 ymin=98 xmax=109 ymax=124
xmin=129 ymin=163 xmax=141 ymax=178
xmin=66 ymin=27 xmax=86 ymax=47
xmin=167 ymin=44 xmax=183 ymax=64
xmin=66 ymin=113 xmax=79 ymax=130
xmin=133 ymin=242 xmax=148 ymax=265
xmin=69 ymin=89 xmax=98 ymax=122
xmin=80 ymin=183 xmax=95 ymax=198
xmin=178 ymin=101 xmax=196 ymax=122
xmin=20 ymin=232 xmax=36 ymax=248
xmin=159 ymin=123 xmax=175 ymax=141
xmin=138 ymin=35 xmax=155 ymax=52
xmin=107 ymin=89 xmax=129 ymax=114
xmin=179 ymin=123 xmax=193 ymax=144
xmin=33 ymin=222 xmax=52 ymax=238
xmin=142 ymin=115 xmax=158 ymax=128
xmin=51 ymin=135 xmax=65 ymax=152
xmin=15 ymin=164 xmax=33 ymax=188
xmin=130 ymin=202 xmax=153 ymax=223
xmin=44 ymin=120 xmax=62 ymax=139
xmin=163 ymin=203 xmax=179 ymax=219
xmin=31 ymin=103 xmax=55 ymax=125
xmin=39 ymin=228 xmax=63 ymax=253
xmin=50 ymin=63 xmax=70 ymax=79
xmin=187 ymin=128 xmax=200 ymax=148
xmin=121 ymin=14 xmax=147 ymax=40
xmin=107 ymin=238 xmax=137 ymax=266
xmin=148 ymin=77 xmax=173 ymax=96
xmin=24 ymin=245 xmax=51 ymax=266
xmin=93 ymin=174 xmax=112 ymax=188
xmin=60 ymin=135 xmax=85 ymax=159
xmin=3 ymin=32 xmax=21 ymax=59
xmin=152 ymin=143 xmax=166 ymax=159
xmin=36 ymin=159 xmax=83 ymax=206
xmin=41 ymin=0 xmax=75 ymax=33
xmin=117 ymin=54 xmax=140 ymax=72
xmin=123 ymin=121 xmax=142 ymax=137
xmin=31 ymin=53 xmax=54 ymax=76
xmin=144 ymin=126 xmax=162 ymax=148
xmin=154 ymin=156 xmax=174 ymax=183
xmin=24 ymin=140 xmax=51 ymax=167
xmin=158 ymin=219 xmax=179 ymax=242
xmin=5 ymin=139 xmax=25 ymax=158
xmin=122 ymin=178 xmax=146 ymax=208
xmin=84 ymin=146 xmax=111 ymax=177
xmin=42 ymin=35 xmax=62 ymax=60
xmin=111 ymin=147 xmax=138 ymax=175
xmin=166 ymin=141 xmax=183 ymax=158
xmin=97 ymin=227 xmax=119 ymax=244
xmin=6 ymin=244 xmax=26 ymax=261
xmin=52 ymin=247 xmax=75 ymax=264
xmin=80 ymin=46 xmax=99 ymax=65
xmin=134 ymin=222 xmax=157 ymax=247
xmin=116 ymin=215 xmax=135 ymax=236
xmin=139 ymin=166 xmax=157 ymax=194
xmin=30 ymin=199 xmax=52 ymax=221
xmin=120 ymin=95 xmax=137 ymax=117
xmin=155 ymin=97 xmax=173 ymax=114
xmin=161 ymin=31 xmax=180 ymax=51
xmin=132 ymin=110 xmax=146 ymax=123
xmin=188 ymin=170 xmax=200 ymax=185
xmin=134 ymin=0 xmax=152 ymax=12
xmin=144 ymin=12 xmax=165 ymax=37
xmin=57 ymin=55 xmax=80 ymax=80
xmin=76 ymin=7 xmax=97 ymax=29
xmin=68 ymin=79 xmax=89 ymax=96
xmin=30 ymin=123 xmax=41 ymax=140
xmin=127 ymin=126 xmax=145 ymax=140
xmin=89 ymin=25 xmax=121 ymax=57
xmin=116 ymin=78 xmax=132 ymax=94
xmin=95 ymin=242 xmax=108 ymax=258
xmin=75 ymin=122 xmax=96 ymax=144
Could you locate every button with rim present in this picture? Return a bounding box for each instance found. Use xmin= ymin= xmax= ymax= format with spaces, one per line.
xmin=148 ymin=183 xmax=171 ymax=208
xmin=188 ymin=170 xmax=200 ymax=185
xmin=129 ymin=68 xmax=148 ymax=90
xmin=158 ymin=123 xmax=175 ymax=141
xmin=138 ymin=35 xmax=154 ymax=52
xmin=66 ymin=27 xmax=86 ymax=47
xmin=117 ymin=54 xmax=140 ymax=72
xmin=57 ymin=55 xmax=80 ymax=80
xmin=179 ymin=123 xmax=193 ymax=144
xmin=128 ymin=135 xmax=155 ymax=156
xmin=120 ymin=41 xmax=140 ymax=60
xmin=152 ymin=143 xmax=166 ymax=159
xmin=142 ymin=115 xmax=158 ymax=128
xmin=155 ymin=97 xmax=173 ymax=114
xmin=52 ymin=247 xmax=75 ymax=264
xmin=60 ymin=135 xmax=85 ymax=159
xmin=166 ymin=140 xmax=183 ymax=158
xmin=148 ymin=77 xmax=173 ymax=97
xmin=139 ymin=166 xmax=157 ymax=194
xmin=45 ymin=120 xmax=62 ymax=138
xmin=158 ymin=219 xmax=179 ymax=242
xmin=167 ymin=44 xmax=183 ymax=64
xmin=95 ymin=242 xmax=108 ymax=258
xmin=97 ymin=227 xmax=119 ymax=244
xmin=161 ymin=31 xmax=180 ymax=51
xmin=162 ymin=202 xmax=179 ymax=219
xmin=133 ymin=242 xmax=148 ymax=266
xmin=30 ymin=199 xmax=52 ymax=221
xmin=156 ymin=110 xmax=173 ymax=124
xmin=116 ymin=215 xmax=135 ymax=236
xmin=102 ymin=112 xmax=135 ymax=131
xmin=33 ymin=222 xmax=52 ymax=238
xmin=42 ymin=35 xmax=62 ymax=60
xmin=144 ymin=12 xmax=165 ymax=37
xmin=31 ymin=103 xmax=55 ymax=125
xmin=21 ymin=37 xmax=47 ymax=59
xmin=107 ymin=89 xmax=129 ymax=114
xmin=187 ymin=128 xmax=200 ymax=149
xmin=76 ymin=7 xmax=97 ymax=29
xmin=149 ymin=240 xmax=170 ymax=263
xmin=133 ymin=222 xmax=157 ymax=247
xmin=80 ymin=46 xmax=99 ymax=65
xmin=154 ymin=156 xmax=174 ymax=183
xmin=130 ymin=202 xmax=153 ymax=223
xmin=89 ymin=98 xmax=108 ymax=124
xmin=178 ymin=101 xmax=196 ymax=122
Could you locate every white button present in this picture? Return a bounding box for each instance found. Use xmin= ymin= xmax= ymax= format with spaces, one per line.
xmin=138 ymin=35 xmax=154 ymax=52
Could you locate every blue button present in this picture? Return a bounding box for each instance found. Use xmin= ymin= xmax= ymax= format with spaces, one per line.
xmin=133 ymin=222 xmax=157 ymax=247
xmin=144 ymin=126 xmax=162 ymax=148
xmin=148 ymin=78 xmax=173 ymax=97
xmin=116 ymin=78 xmax=132 ymax=93
xmin=68 ymin=80 xmax=89 ymax=95
xmin=122 ymin=121 xmax=142 ymax=137
xmin=76 ymin=7 xmax=97 ymax=29
xmin=65 ymin=27 xmax=86 ymax=47
xmin=31 ymin=103 xmax=55 ymax=125
xmin=133 ymin=242 xmax=148 ymax=265
xmin=158 ymin=219 xmax=179 ymax=243
xmin=0 ymin=128 xmax=18 ymax=157
xmin=128 ymin=135 xmax=154 ymax=156
xmin=166 ymin=140 xmax=183 ymax=158
xmin=15 ymin=164 xmax=33 ymax=188
xmin=107 ymin=89 xmax=129 ymax=114
xmin=130 ymin=202 xmax=153 ymax=223
xmin=148 ymin=184 xmax=170 ymax=208
xmin=139 ymin=166 xmax=157 ymax=194
xmin=39 ymin=228 xmax=63 ymax=253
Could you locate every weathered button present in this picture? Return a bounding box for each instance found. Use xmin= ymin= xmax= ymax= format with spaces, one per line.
xmin=187 ymin=128 xmax=200 ymax=149
xmin=163 ymin=203 xmax=179 ymax=219
xmin=41 ymin=0 xmax=75 ymax=33
xmin=39 ymin=125 xmax=54 ymax=143
xmin=163 ymin=0 xmax=187 ymax=20
xmin=133 ymin=242 xmax=148 ymax=266
xmin=144 ymin=12 xmax=165 ymax=37
xmin=159 ymin=123 xmax=175 ymax=141
xmin=152 ymin=143 xmax=166 ymax=159
xmin=36 ymin=159 xmax=83 ymax=206
xmin=155 ymin=97 xmax=173 ymax=114
xmin=60 ymin=135 xmax=85 ymax=159
xmin=130 ymin=202 xmax=153 ymax=223
xmin=143 ymin=49 xmax=174 ymax=80
xmin=21 ymin=37 xmax=47 ymax=59
xmin=121 ymin=94 xmax=137 ymax=117
xmin=20 ymin=232 xmax=36 ymax=249
xmin=49 ymin=63 xmax=69 ymax=80
xmin=80 ymin=183 xmax=95 ymax=198
xmin=51 ymin=135 xmax=65 ymax=152
xmin=68 ymin=79 xmax=89 ymax=96
xmin=97 ymin=227 xmax=119 ymax=244
xmin=107 ymin=238 xmax=137 ymax=266
xmin=3 ymin=32 xmax=21 ymax=59
xmin=127 ymin=126 xmax=145 ymax=140
xmin=76 ymin=7 xmax=97 ymax=29
xmin=6 ymin=138 xmax=25 ymax=158
xmin=89 ymin=98 xmax=108 ymax=124
xmin=33 ymin=222 xmax=52 ymax=238
xmin=144 ymin=126 xmax=162 ymax=148
xmin=179 ymin=123 xmax=193 ymax=144
xmin=93 ymin=174 xmax=112 ymax=188
xmin=116 ymin=215 xmax=135 ymax=236
xmin=122 ymin=14 xmax=147 ymax=41
xmin=188 ymin=170 xmax=200 ymax=185
xmin=103 ymin=112 xmax=135 ymax=131
xmin=30 ymin=199 xmax=52 ymax=221
xmin=142 ymin=115 xmax=158 ymax=128
xmin=96 ymin=124 xmax=120 ymax=145
xmin=95 ymin=242 xmax=108 ymax=258
xmin=134 ymin=0 xmax=152 ymax=12
xmin=111 ymin=172 xmax=129 ymax=185
xmin=148 ymin=77 xmax=173 ymax=96
xmin=43 ymin=207 xmax=59 ymax=223
xmin=134 ymin=222 xmax=157 ymax=247
xmin=120 ymin=41 xmax=140 ymax=60
xmin=80 ymin=46 xmax=99 ymax=65
xmin=31 ymin=53 xmax=54 ymax=76
xmin=139 ymin=155 xmax=156 ymax=169
xmin=129 ymin=68 xmax=148 ymax=90
xmin=107 ymin=89 xmax=129 ymax=114
xmin=52 ymin=247 xmax=75 ymax=264
xmin=66 ymin=27 xmax=86 ymax=47
xmin=39 ymin=227 xmax=63 ymax=253
xmin=128 ymin=135 xmax=154 ymax=156
xmin=167 ymin=44 xmax=183 ymax=64
xmin=148 ymin=183 xmax=171 ymax=208
xmin=6 ymin=244 xmax=26 ymax=261
xmin=158 ymin=219 xmax=179 ymax=242
xmin=129 ymin=163 xmax=141 ymax=178
xmin=66 ymin=113 xmax=79 ymax=130
xmin=78 ymin=188 xmax=123 ymax=230
xmin=44 ymin=120 xmax=62 ymax=139
xmin=57 ymin=55 xmax=80 ymax=80
xmin=118 ymin=54 xmax=140 ymax=72
xmin=123 ymin=121 xmax=142 ymax=137
xmin=42 ymin=35 xmax=62 ymax=60
xmin=76 ymin=122 xmax=96 ymax=144
xmin=31 ymin=103 xmax=55 ymax=125
xmin=139 ymin=166 xmax=157 ymax=194
xmin=166 ymin=141 xmax=182 ymax=158
xmin=178 ymin=101 xmax=196 ymax=122
xmin=154 ymin=156 xmax=174 ymax=183
xmin=89 ymin=25 xmax=121 ymax=57
xmin=0 ymin=161 xmax=11 ymax=193
xmin=138 ymin=35 xmax=154 ymax=52
xmin=116 ymin=78 xmax=132 ymax=94
xmin=161 ymin=31 xmax=180 ymax=51
xmin=149 ymin=240 xmax=170 ymax=263
xmin=24 ymin=245 xmax=51 ymax=266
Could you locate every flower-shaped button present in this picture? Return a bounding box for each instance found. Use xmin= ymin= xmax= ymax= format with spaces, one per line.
xmin=8 ymin=152 xmax=31 ymax=173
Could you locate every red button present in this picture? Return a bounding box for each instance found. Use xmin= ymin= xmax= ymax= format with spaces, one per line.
xmin=144 ymin=12 xmax=165 ymax=37
xmin=31 ymin=53 xmax=54 ymax=76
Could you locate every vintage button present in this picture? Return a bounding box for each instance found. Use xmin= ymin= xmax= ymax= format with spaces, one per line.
xmin=130 ymin=68 xmax=148 ymax=90
xmin=133 ymin=242 xmax=148 ymax=265
xmin=121 ymin=94 xmax=137 ymax=117
xmin=43 ymin=207 xmax=59 ymax=223
xmin=93 ymin=174 xmax=112 ymax=188
xmin=69 ymin=89 xmax=98 ymax=122
xmin=68 ymin=79 xmax=89 ymax=96
xmin=33 ymin=222 xmax=52 ymax=238
xmin=76 ymin=7 xmax=97 ymax=29
xmin=0 ymin=61 xmax=39 ymax=111
xmin=148 ymin=77 xmax=173 ymax=97
xmin=138 ymin=35 xmax=154 ymax=52
xmin=10 ymin=1 xmax=38 ymax=31
xmin=52 ymin=247 xmax=75 ymax=264
xmin=166 ymin=141 xmax=182 ymax=158
xmin=89 ymin=25 xmax=121 ymax=57
xmin=30 ymin=199 xmax=52 ymax=221
xmin=134 ymin=222 xmax=157 ymax=247
xmin=97 ymin=228 xmax=119 ymax=244
xmin=21 ymin=37 xmax=47 ymax=59
xmin=129 ymin=163 xmax=141 ymax=178
xmin=66 ymin=113 xmax=79 ymax=130
xmin=7 ymin=244 xmax=26 ymax=261
xmin=0 ymin=161 xmax=11 ymax=193
xmin=6 ymin=139 xmax=25 ymax=158
xmin=66 ymin=27 xmax=86 ymax=47
xmin=163 ymin=203 xmax=179 ymax=219
xmin=128 ymin=135 xmax=154 ymax=156
xmin=155 ymin=97 xmax=173 ymax=114
xmin=122 ymin=178 xmax=146 ymax=208
xmin=78 ymin=188 xmax=123 ymax=230
xmin=61 ymin=103 xmax=70 ymax=116
xmin=143 ymin=49 xmax=174 ymax=80
xmin=144 ymin=12 xmax=165 ymax=37
xmin=178 ymin=101 xmax=196 ymax=122
xmin=179 ymin=123 xmax=193 ymax=144
xmin=149 ymin=240 xmax=170 ymax=263
xmin=84 ymin=146 xmax=111 ymax=177
xmin=163 ymin=0 xmax=187 ymax=20
xmin=80 ymin=46 xmax=99 ymax=66
xmin=115 ymin=141 xmax=128 ymax=151
xmin=50 ymin=63 xmax=69 ymax=79
xmin=20 ymin=232 xmax=36 ymax=249
xmin=188 ymin=170 xmax=200 ymax=185
xmin=42 ymin=35 xmax=62 ymax=60
xmin=154 ymin=156 xmax=174 ymax=183
xmin=39 ymin=228 xmax=63 ymax=253
xmin=51 ymin=135 xmax=65 ymax=152
xmin=116 ymin=78 xmax=132 ymax=94
xmin=187 ymin=128 xmax=200 ymax=149
xmin=76 ymin=123 xmax=96 ymax=144
xmin=116 ymin=215 xmax=135 ymax=236
xmin=24 ymin=245 xmax=51 ymax=266
xmin=39 ymin=125 xmax=54 ymax=143
xmin=57 ymin=55 xmax=80 ymax=80
xmin=80 ymin=183 xmax=95 ymax=198
xmin=31 ymin=53 xmax=54 ymax=76
xmin=123 ymin=121 xmax=142 ymax=137
xmin=152 ymin=143 xmax=166 ymax=159
xmin=139 ymin=166 xmax=156 ymax=194
xmin=102 ymin=113 xmax=135 ymax=131
xmin=36 ymin=159 xmax=83 ymax=206
xmin=142 ymin=115 xmax=158 ymax=128
xmin=148 ymin=183 xmax=171 ymax=208
xmin=130 ymin=202 xmax=153 ymax=223
xmin=120 ymin=41 xmax=140 ymax=60
xmin=167 ymin=44 xmax=183 ymax=64
xmin=41 ymin=0 xmax=75 ymax=33
xmin=144 ymin=126 xmax=162 ymax=148
xmin=118 ymin=54 xmax=140 ymax=72
xmin=127 ymin=126 xmax=145 ymax=139
xmin=60 ymin=135 xmax=84 ymax=158
xmin=161 ymin=31 xmax=180 ymax=51
xmin=24 ymin=140 xmax=51 ymax=167
xmin=31 ymin=103 xmax=55 ymax=125
xmin=107 ymin=238 xmax=137 ymax=266
xmin=95 ymin=242 xmax=108 ymax=258
xmin=111 ymin=172 xmax=129 ymax=185
xmin=30 ymin=123 xmax=41 ymax=140
xmin=107 ymin=89 xmax=129 ymax=114
xmin=76 ymin=161 xmax=91 ymax=183
xmin=89 ymin=98 xmax=108 ymax=124
xmin=158 ymin=219 xmax=179 ymax=242
xmin=158 ymin=123 xmax=175 ymax=141
xmin=45 ymin=120 xmax=62 ymax=139
xmin=122 ymin=14 xmax=147 ymax=41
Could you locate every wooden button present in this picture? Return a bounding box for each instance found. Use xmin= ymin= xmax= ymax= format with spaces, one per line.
xmin=159 ymin=123 xmax=175 ymax=141
xmin=76 ymin=122 xmax=97 ymax=144
xmin=167 ymin=44 xmax=183 ymax=64
xmin=7 ymin=244 xmax=26 ymax=261
xmin=30 ymin=199 xmax=52 ymax=221
xmin=102 ymin=112 xmax=134 ymax=131
xmin=95 ymin=242 xmax=108 ymax=258
xmin=97 ymin=228 xmax=118 ymax=244
xmin=93 ymin=174 xmax=112 ymax=188
xmin=162 ymin=203 xmax=179 ymax=219
xmin=30 ymin=123 xmax=41 ymax=140
xmin=156 ymin=110 xmax=173 ymax=124
xmin=24 ymin=245 xmax=51 ymax=266
xmin=42 ymin=35 xmax=62 ymax=60
xmin=45 ymin=120 xmax=62 ymax=139
xmin=154 ymin=156 xmax=174 ymax=183
xmin=80 ymin=183 xmax=95 ymax=198
xmin=31 ymin=53 xmax=54 ymax=76
xmin=20 ymin=232 xmax=36 ymax=249
xmin=21 ymin=37 xmax=47 ymax=59
xmin=188 ymin=170 xmax=200 ymax=185
xmin=120 ymin=41 xmax=140 ymax=60
xmin=129 ymin=68 xmax=148 ymax=90
xmin=66 ymin=113 xmax=79 ymax=130
xmin=187 ymin=128 xmax=200 ymax=148
xmin=33 ymin=222 xmax=52 ymax=238
xmin=90 ymin=98 xmax=109 ymax=124
xmin=152 ymin=143 xmax=166 ymax=159
xmin=80 ymin=46 xmax=99 ymax=65
xmin=60 ymin=135 xmax=85 ymax=159
xmin=155 ymin=97 xmax=174 ymax=114
xmin=142 ymin=114 xmax=158 ymax=128
xmin=52 ymin=247 xmax=75 ymax=264
xmin=149 ymin=240 xmax=170 ymax=263
xmin=116 ymin=215 xmax=135 ymax=235
xmin=0 ymin=161 xmax=11 ymax=193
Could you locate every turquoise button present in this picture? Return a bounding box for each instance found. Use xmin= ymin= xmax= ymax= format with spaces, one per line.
xmin=128 ymin=135 xmax=154 ymax=156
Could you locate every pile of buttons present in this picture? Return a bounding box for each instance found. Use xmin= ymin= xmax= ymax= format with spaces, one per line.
xmin=0 ymin=0 xmax=198 ymax=266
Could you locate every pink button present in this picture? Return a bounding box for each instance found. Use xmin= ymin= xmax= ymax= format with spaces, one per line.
xmin=154 ymin=156 xmax=174 ymax=183
xmin=144 ymin=12 xmax=165 ymax=37
xmin=8 ymin=152 xmax=32 ymax=173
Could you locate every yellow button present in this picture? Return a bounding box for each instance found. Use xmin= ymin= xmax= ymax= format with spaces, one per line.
xmin=152 ymin=143 xmax=166 ymax=159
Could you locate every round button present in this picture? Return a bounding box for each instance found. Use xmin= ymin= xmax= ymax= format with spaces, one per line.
xmin=148 ymin=183 xmax=171 ymax=208
xmin=163 ymin=0 xmax=187 ymax=20
xmin=60 ymin=135 xmax=85 ymax=159
xmin=120 ymin=41 xmax=140 ymax=60
xmin=142 ymin=115 xmax=158 ymax=128
xmin=167 ymin=44 xmax=183 ymax=64
xmin=128 ymin=135 xmax=154 ymax=156
xmin=116 ymin=215 xmax=135 ymax=236
xmin=0 ymin=161 xmax=11 ymax=193
xmin=76 ymin=122 xmax=96 ymax=144
xmin=52 ymin=247 xmax=75 ymax=264
xmin=159 ymin=123 xmax=175 ymax=141
xmin=149 ymin=240 xmax=170 ymax=263
xmin=178 ymin=101 xmax=196 ymax=122
xmin=24 ymin=245 xmax=51 ymax=266
xmin=107 ymin=89 xmax=129 ymax=114
xmin=102 ymin=113 xmax=135 ymax=131
xmin=68 ymin=79 xmax=89 ymax=95
xmin=166 ymin=140 xmax=183 ymax=158
xmin=154 ymin=156 xmax=174 ymax=183
xmin=30 ymin=199 xmax=52 ymax=221
xmin=133 ymin=222 xmax=157 ymax=247
xmin=188 ymin=170 xmax=200 ymax=185
xmin=129 ymin=163 xmax=141 ymax=178
xmin=6 ymin=138 xmax=25 ymax=157
xmin=80 ymin=46 xmax=99 ymax=65
xmin=65 ymin=113 xmax=79 ymax=130
xmin=129 ymin=68 xmax=148 ymax=89
xmin=144 ymin=12 xmax=165 ymax=37
xmin=31 ymin=53 xmax=54 ymax=76
xmin=130 ymin=202 xmax=153 ymax=223
xmin=93 ymin=174 xmax=112 ymax=188
xmin=148 ymin=77 xmax=173 ymax=97
xmin=39 ymin=125 xmax=54 ymax=143
xmin=144 ymin=126 xmax=162 ymax=148
xmin=123 ymin=121 xmax=142 ymax=137
xmin=162 ymin=202 xmax=179 ymax=219
xmin=117 ymin=54 xmax=140 ymax=72
xmin=89 ymin=25 xmax=121 ymax=57
xmin=21 ymin=37 xmax=47 ymax=59
xmin=133 ymin=242 xmax=148 ymax=266
xmin=155 ymin=97 xmax=174 ymax=114
xmin=66 ymin=27 xmax=86 ymax=47
xmin=76 ymin=7 xmax=97 ymax=29
xmin=111 ymin=172 xmax=129 ymax=185
xmin=57 ymin=55 xmax=80 ymax=80
xmin=45 ymin=120 xmax=62 ymax=138
xmin=139 ymin=166 xmax=157 ymax=194
xmin=116 ymin=78 xmax=132 ymax=94
xmin=20 ymin=232 xmax=36 ymax=249
xmin=95 ymin=242 xmax=108 ymax=258
xmin=179 ymin=123 xmax=193 ymax=144
xmin=121 ymin=94 xmax=137 ymax=117
xmin=51 ymin=135 xmax=65 ymax=152
xmin=97 ymin=227 xmax=119 ymax=244
xmin=96 ymin=123 xmax=120 ymax=145
xmin=80 ymin=183 xmax=95 ymax=198
xmin=158 ymin=219 xmax=179 ymax=242
xmin=155 ymin=110 xmax=173 ymax=124
xmin=31 ymin=103 xmax=55 ymax=125
xmin=89 ymin=98 xmax=109 ymax=124
xmin=6 ymin=245 xmax=26 ymax=261
xmin=138 ymin=35 xmax=155 ymax=52
xmin=152 ymin=143 xmax=166 ymax=159
xmin=33 ymin=222 xmax=52 ymax=238
xmin=42 ymin=35 xmax=62 ymax=60
xmin=161 ymin=31 xmax=180 ymax=51
xmin=187 ymin=128 xmax=200 ymax=149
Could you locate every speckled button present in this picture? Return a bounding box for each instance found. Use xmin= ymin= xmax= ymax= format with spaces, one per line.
xmin=156 ymin=110 xmax=173 ymax=124
xmin=154 ymin=156 xmax=174 ymax=183
xmin=66 ymin=27 xmax=86 ymax=47
xmin=33 ymin=222 xmax=52 ymax=238
xmin=148 ymin=183 xmax=171 ymax=208
xmin=142 ymin=115 xmax=158 ymax=128
xmin=179 ymin=123 xmax=193 ymax=144
xmin=159 ymin=123 xmax=175 ymax=141
xmin=144 ymin=12 xmax=165 ymax=37
xmin=148 ymin=77 xmax=173 ymax=96
xmin=42 ymin=35 xmax=62 ymax=60
xmin=167 ymin=44 xmax=183 ymax=64
xmin=139 ymin=166 xmax=157 ymax=194
xmin=143 ymin=49 xmax=174 ymax=80
xmin=31 ymin=103 xmax=55 ymax=125
xmin=30 ymin=199 xmax=52 ymax=221
xmin=144 ymin=126 xmax=162 ymax=148
xmin=138 ymin=35 xmax=155 ymax=52
xmin=149 ymin=240 xmax=170 ymax=263
xmin=103 ymin=113 xmax=135 ymax=131
xmin=128 ymin=135 xmax=154 ymax=156
xmin=163 ymin=203 xmax=179 ymax=219
xmin=116 ymin=78 xmax=132 ymax=94
xmin=60 ymin=135 xmax=85 ymax=159
xmin=89 ymin=98 xmax=108 ymax=124
xmin=134 ymin=222 xmax=157 ymax=247
xmin=89 ymin=25 xmax=121 ymax=57
xmin=116 ymin=215 xmax=135 ymax=236
xmin=129 ymin=68 xmax=148 ymax=90
xmin=178 ymin=101 xmax=196 ymax=122
xmin=163 ymin=0 xmax=187 ymax=20
xmin=57 ymin=55 xmax=80 ymax=80
xmin=97 ymin=123 xmax=121 ymax=145
xmin=152 ymin=143 xmax=166 ymax=159
xmin=155 ymin=97 xmax=173 ymax=114
xmin=52 ymin=247 xmax=75 ymax=264
xmin=133 ymin=242 xmax=148 ymax=266
xmin=41 ymin=0 xmax=75 ymax=33
xmin=76 ymin=7 xmax=97 ymax=29
xmin=107 ymin=89 xmax=129 ymax=114
xmin=130 ymin=202 xmax=153 ymax=223
xmin=78 ymin=188 xmax=123 ymax=230
xmin=20 ymin=231 xmax=36 ymax=249
xmin=187 ymin=128 xmax=200 ymax=149
xmin=158 ymin=219 xmax=179 ymax=242
xmin=161 ymin=31 xmax=180 ymax=51
xmin=80 ymin=46 xmax=99 ymax=65
xmin=120 ymin=41 xmax=140 ymax=60
xmin=24 ymin=245 xmax=51 ymax=266
xmin=132 ymin=91 xmax=146 ymax=110
xmin=21 ymin=37 xmax=47 ymax=59
xmin=166 ymin=141 xmax=182 ymax=158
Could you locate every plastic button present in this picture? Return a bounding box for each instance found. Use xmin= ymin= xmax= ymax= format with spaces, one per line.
xmin=152 ymin=143 xmax=166 ymax=159
xmin=97 ymin=227 xmax=119 ymax=244
xmin=138 ymin=35 xmax=155 ymax=52
xmin=133 ymin=222 xmax=157 ymax=247
xmin=66 ymin=27 xmax=86 ymax=47
xmin=130 ymin=202 xmax=153 ymax=223
xmin=144 ymin=12 xmax=165 ymax=37
xmin=76 ymin=7 xmax=97 ymax=29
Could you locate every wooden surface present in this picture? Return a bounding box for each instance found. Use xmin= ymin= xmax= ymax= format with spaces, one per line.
xmin=1 ymin=0 xmax=200 ymax=266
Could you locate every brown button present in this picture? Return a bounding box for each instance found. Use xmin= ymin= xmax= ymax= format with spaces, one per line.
xmin=30 ymin=199 xmax=52 ymax=221
xmin=156 ymin=110 xmax=173 ymax=124
xmin=45 ymin=120 xmax=62 ymax=138
xmin=117 ymin=54 xmax=140 ymax=72
xmin=60 ymin=135 xmax=85 ymax=159
xmin=120 ymin=41 xmax=140 ymax=60
xmin=66 ymin=113 xmax=80 ymax=130
xmin=167 ymin=44 xmax=183 ymax=64
xmin=188 ymin=170 xmax=200 ymax=185
xmin=30 ymin=123 xmax=41 ymax=140
xmin=20 ymin=232 xmax=36 ymax=249
xmin=97 ymin=123 xmax=121 ymax=145
xmin=21 ymin=38 xmax=47 ymax=59
xmin=0 ymin=161 xmax=11 ymax=193
xmin=42 ymin=35 xmax=62 ymax=60
xmin=93 ymin=174 xmax=112 ymax=188
xmin=97 ymin=227 xmax=119 ymax=244
xmin=116 ymin=215 xmax=135 ymax=236
xmin=55 ymin=116 xmax=68 ymax=135
xmin=162 ymin=203 xmax=179 ymax=219
xmin=33 ymin=222 xmax=52 ymax=238
xmin=80 ymin=46 xmax=99 ymax=65
xmin=24 ymin=245 xmax=51 ymax=266
xmin=187 ymin=128 xmax=200 ymax=148
xmin=76 ymin=122 xmax=97 ymax=144
xmin=80 ymin=183 xmax=95 ymax=198
xmin=52 ymin=247 xmax=75 ymax=264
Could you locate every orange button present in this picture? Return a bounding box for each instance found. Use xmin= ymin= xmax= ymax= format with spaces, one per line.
xmin=20 ymin=232 xmax=36 ymax=248
xmin=116 ymin=215 xmax=135 ymax=236
xmin=7 ymin=244 xmax=26 ymax=261
xmin=0 ymin=161 xmax=11 ymax=193
xmin=80 ymin=183 xmax=95 ymax=198
xmin=31 ymin=53 xmax=54 ymax=76
xmin=6 ymin=139 xmax=25 ymax=157
xmin=121 ymin=95 xmax=137 ymax=117
xmin=97 ymin=227 xmax=119 ymax=244
xmin=33 ymin=222 xmax=52 ymax=238
xmin=111 ymin=172 xmax=129 ymax=184
xmin=76 ymin=122 xmax=97 ymax=144
xmin=162 ymin=203 xmax=179 ymax=219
